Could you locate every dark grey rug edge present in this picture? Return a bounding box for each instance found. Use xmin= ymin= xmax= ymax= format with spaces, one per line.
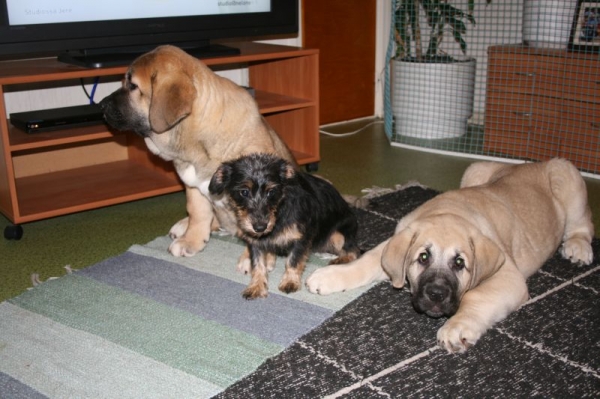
xmin=215 ymin=186 xmax=600 ymax=398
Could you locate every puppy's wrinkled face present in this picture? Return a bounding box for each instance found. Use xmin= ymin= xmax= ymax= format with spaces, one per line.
xmin=209 ymin=154 xmax=295 ymax=238
xmin=406 ymin=227 xmax=474 ymax=318
xmin=383 ymin=216 xmax=483 ymax=318
xmin=99 ymin=63 xmax=153 ymax=136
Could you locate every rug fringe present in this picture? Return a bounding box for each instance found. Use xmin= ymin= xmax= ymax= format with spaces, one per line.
xmin=212 ymin=229 xmax=232 ymax=237
xmin=30 ymin=273 xmax=41 ymax=287
xmin=345 ymin=181 xmax=428 ymax=209
xmin=29 ymin=265 xmax=75 ymax=289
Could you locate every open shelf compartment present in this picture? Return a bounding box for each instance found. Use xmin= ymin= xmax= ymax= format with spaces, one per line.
xmin=15 ymin=160 xmax=182 ymax=223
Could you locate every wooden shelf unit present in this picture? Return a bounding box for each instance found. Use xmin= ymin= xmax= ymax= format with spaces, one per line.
xmin=0 ymin=42 xmax=320 ymax=226
xmin=484 ymin=45 xmax=600 ymax=173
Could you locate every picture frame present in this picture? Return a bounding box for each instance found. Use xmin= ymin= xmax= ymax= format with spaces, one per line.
xmin=569 ymin=0 xmax=600 ymax=52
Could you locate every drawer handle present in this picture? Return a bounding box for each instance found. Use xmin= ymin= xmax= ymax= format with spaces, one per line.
xmin=513 ymin=112 xmax=532 ymax=117
xmin=514 ymin=72 xmax=535 ymax=77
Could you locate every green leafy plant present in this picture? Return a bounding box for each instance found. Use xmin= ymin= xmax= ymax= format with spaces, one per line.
xmin=394 ymin=0 xmax=491 ymax=62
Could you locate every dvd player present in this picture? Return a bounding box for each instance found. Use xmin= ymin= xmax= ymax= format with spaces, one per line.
xmin=10 ymin=104 xmax=105 ymax=133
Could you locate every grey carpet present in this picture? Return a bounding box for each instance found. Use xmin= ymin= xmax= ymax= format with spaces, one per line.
xmin=216 ymin=186 xmax=600 ymax=398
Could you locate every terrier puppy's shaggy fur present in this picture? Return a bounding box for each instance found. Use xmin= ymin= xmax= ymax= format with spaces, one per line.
xmin=209 ymin=153 xmax=360 ymax=299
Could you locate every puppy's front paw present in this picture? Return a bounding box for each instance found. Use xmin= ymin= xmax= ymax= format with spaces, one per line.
xmin=242 ymin=283 xmax=268 ymax=300
xmin=305 ymin=266 xmax=349 ymax=295
xmin=168 ymin=237 xmax=207 ymax=257
xmin=168 ymin=217 xmax=189 ymax=239
xmin=279 ymin=268 xmax=302 ymax=294
xmin=279 ymin=278 xmax=301 ymax=294
xmin=560 ymin=237 xmax=593 ymax=265
xmin=437 ymin=318 xmax=483 ymax=354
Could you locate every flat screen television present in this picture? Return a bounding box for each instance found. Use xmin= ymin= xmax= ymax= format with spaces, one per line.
xmin=0 ymin=0 xmax=299 ymax=67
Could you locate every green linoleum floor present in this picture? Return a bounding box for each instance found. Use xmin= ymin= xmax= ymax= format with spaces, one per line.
xmin=2 ymin=118 xmax=599 ymax=301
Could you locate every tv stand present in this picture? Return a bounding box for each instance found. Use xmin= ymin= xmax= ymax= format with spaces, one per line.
xmin=58 ymin=43 xmax=241 ymax=68
xmin=0 ymin=42 xmax=319 ymax=239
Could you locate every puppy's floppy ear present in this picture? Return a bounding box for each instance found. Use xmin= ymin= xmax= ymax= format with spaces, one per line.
xmin=209 ymin=163 xmax=233 ymax=196
xmin=468 ymin=234 xmax=505 ymax=288
xmin=149 ymin=72 xmax=197 ymax=133
xmin=381 ymin=228 xmax=419 ymax=288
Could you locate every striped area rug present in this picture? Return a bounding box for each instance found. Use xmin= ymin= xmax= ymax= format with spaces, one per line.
xmin=0 ymin=231 xmax=383 ymax=398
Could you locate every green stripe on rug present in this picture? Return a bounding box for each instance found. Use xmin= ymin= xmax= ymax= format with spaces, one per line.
xmin=9 ymin=275 xmax=282 ymax=388
xmin=130 ymin=235 xmax=378 ymax=310
xmin=0 ymin=303 xmax=220 ymax=399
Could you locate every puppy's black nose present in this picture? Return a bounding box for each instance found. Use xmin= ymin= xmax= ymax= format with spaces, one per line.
xmin=425 ymin=284 xmax=449 ymax=303
xmin=253 ymin=223 xmax=268 ymax=233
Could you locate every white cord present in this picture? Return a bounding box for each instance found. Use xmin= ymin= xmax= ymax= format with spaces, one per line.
xmin=319 ymin=120 xmax=384 ymax=138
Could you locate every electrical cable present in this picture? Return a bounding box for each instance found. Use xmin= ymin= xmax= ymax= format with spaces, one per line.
xmin=319 ymin=120 xmax=384 ymax=138
xmin=80 ymin=77 xmax=100 ymax=104
xmin=89 ymin=77 xmax=100 ymax=104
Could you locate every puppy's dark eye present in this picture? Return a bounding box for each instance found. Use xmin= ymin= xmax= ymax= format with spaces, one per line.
xmin=124 ymin=73 xmax=138 ymax=91
xmin=418 ymin=251 xmax=430 ymax=265
xmin=454 ymin=256 xmax=465 ymax=270
xmin=239 ymin=189 xmax=250 ymax=198
xmin=266 ymin=188 xmax=275 ymax=198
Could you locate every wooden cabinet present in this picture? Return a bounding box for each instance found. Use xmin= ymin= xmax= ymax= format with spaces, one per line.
xmin=0 ymin=42 xmax=319 ymax=231
xmin=484 ymin=45 xmax=600 ymax=173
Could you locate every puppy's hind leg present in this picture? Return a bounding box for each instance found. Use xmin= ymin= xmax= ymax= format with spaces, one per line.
xmin=265 ymin=252 xmax=277 ymax=272
xmin=549 ymin=159 xmax=594 ymax=265
xmin=236 ymin=246 xmax=252 ymax=275
xmin=460 ymin=161 xmax=507 ymax=188
xmin=327 ymin=231 xmax=360 ymax=265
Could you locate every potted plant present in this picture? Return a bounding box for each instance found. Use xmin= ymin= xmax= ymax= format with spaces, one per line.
xmin=391 ymin=0 xmax=491 ymax=139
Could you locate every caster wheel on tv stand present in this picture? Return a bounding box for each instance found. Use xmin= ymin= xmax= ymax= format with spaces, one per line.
xmin=305 ymin=162 xmax=319 ymax=173
xmin=4 ymin=224 xmax=23 ymax=240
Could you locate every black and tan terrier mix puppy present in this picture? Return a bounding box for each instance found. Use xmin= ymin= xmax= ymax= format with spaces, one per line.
xmin=209 ymin=153 xmax=360 ymax=299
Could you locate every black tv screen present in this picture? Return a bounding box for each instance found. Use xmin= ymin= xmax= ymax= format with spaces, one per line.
xmin=0 ymin=0 xmax=298 ymax=66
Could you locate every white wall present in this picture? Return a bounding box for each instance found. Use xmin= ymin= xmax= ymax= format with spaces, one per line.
xmin=375 ymin=0 xmax=392 ymax=118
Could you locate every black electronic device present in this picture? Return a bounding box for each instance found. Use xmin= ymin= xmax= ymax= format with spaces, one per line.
xmin=0 ymin=1 xmax=298 ymax=67
xmin=10 ymin=104 xmax=104 ymax=133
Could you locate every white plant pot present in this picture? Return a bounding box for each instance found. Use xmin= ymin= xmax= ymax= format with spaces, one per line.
xmin=523 ymin=0 xmax=577 ymax=49
xmin=391 ymin=58 xmax=476 ymax=139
